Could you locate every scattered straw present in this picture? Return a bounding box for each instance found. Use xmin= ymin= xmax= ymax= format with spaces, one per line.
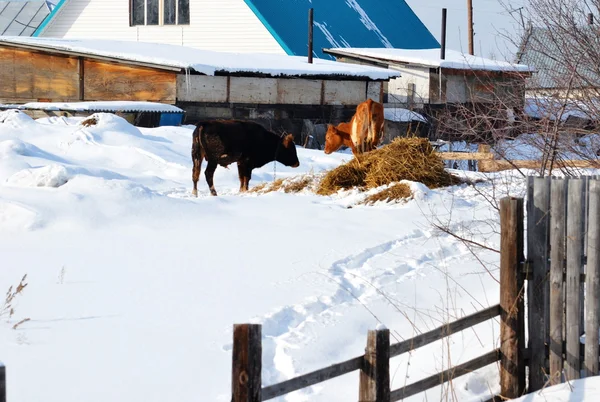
xmin=362 ymin=183 xmax=412 ymax=205
xmin=250 ymin=175 xmax=317 ymax=194
xmin=317 ymin=137 xmax=460 ymax=195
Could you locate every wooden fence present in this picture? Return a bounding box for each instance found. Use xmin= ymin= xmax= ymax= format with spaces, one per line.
xmin=436 ymin=145 xmax=600 ymax=173
xmin=524 ymin=176 xmax=600 ymax=391
xmin=231 ymin=306 xmax=502 ymax=401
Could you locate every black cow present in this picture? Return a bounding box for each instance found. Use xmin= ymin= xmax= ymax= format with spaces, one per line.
xmin=191 ymin=120 xmax=300 ymax=196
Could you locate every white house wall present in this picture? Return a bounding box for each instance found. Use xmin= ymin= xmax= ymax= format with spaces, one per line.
xmin=387 ymin=65 xmax=430 ymax=104
xmin=40 ymin=0 xmax=286 ymax=54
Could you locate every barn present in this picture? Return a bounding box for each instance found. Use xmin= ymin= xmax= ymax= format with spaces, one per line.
xmin=16 ymin=0 xmax=439 ymax=58
xmin=0 ymin=36 xmax=399 ymax=140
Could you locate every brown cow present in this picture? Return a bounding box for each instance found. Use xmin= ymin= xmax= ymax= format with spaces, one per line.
xmin=324 ymin=98 xmax=385 ymax=156
xmin=191 ymin=120 xmax=300 ymax=196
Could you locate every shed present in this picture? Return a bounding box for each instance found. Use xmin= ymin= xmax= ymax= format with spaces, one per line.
xmin=324 ymin=47 xmax=533 ymax=108
xmin=0 ymin=36 xmax=399 ymax=139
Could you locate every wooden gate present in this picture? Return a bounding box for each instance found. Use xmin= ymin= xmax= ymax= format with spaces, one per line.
xmin=525 ymin=176 xmax=600 ymax=391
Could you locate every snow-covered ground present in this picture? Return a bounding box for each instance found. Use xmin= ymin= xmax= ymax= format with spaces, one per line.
xmin=0 ymin=110 xmax=563 ymax=401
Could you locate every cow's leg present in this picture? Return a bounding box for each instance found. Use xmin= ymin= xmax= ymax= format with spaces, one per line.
xmin=237 ymin=162 xmax=252 ymax=192
xmin=205 ymin=160 xmax=218 ymax=196
xmin=191 ymin=137 xmax=204 ymax=197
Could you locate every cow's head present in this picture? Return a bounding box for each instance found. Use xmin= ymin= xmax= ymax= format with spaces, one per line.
xmin=324 ymin=124 xmax=344 ymax=154
xmin=277 ymin=133 xmax=300 ymax=168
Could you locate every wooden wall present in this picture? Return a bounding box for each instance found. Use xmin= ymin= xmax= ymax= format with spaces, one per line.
xmin=0 ymin=47 xmax=177 ymax=104
xmin=177 ymin=75 xmax=383 ymax=105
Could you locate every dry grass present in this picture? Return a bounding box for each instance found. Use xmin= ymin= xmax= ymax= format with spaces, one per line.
xmin=362 ymin=183 xmax=412 ymax=205
xmin=250 ymin=175 xmax=316 ymax=194
xmin=1 ymin=274 xmax=29 ymax=329
xmin=317 ymin=137 xmax=460 ymax=195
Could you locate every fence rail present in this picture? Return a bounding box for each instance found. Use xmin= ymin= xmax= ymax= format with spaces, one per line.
xmin=233 ymin=304 xmax=501 ymax=401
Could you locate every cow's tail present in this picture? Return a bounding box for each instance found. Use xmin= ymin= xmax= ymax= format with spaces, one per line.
xmin=191 ymin=124 xmax=206 ymax=197
xmin=368 ymin=101 xmax=381 ymax=151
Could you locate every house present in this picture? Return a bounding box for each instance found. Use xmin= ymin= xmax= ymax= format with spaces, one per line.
xmin=516 ymin=24 xmax=600 ymax=99
xmin=0 ymin=36 xmax=399 ymax=138
xmin=24 ymin=0 xmax=439 ymax=59
xmin=0 ymin=0 xmax=54 ymax=36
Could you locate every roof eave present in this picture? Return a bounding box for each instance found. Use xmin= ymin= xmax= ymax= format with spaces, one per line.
xmin=32 ymin=0 xmax=69 ymax=37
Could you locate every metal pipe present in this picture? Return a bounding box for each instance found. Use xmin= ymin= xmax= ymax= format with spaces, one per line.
xmin=308 ymin=8 xmax=314 ymax=64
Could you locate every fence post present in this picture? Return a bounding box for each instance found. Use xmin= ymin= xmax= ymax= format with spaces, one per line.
xmin=585 ymin=179 xmax=600 ymax=377
xmin=500 ymin=197 xmax=525 ymax=399
xmin=527 ymin=176 xmax=550 ymax=391
xmin=549 ymin=178 xmax=567 ymax=385
xmin=0 ymin=362 xmax=5 ymax=402
xmin=359 ymin=328 xmax=390 ymax=402
xmin=566 ymin=179 xmax=584 ymax=381
xmin=232 ymin=324 xmax=262 ymax=402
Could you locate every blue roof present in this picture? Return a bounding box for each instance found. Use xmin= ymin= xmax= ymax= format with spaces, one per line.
xmin=244 ymin=0 xmax=440 ymax=60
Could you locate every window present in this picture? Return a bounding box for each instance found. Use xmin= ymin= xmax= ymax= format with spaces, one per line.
xmin=130 ymin=0 xmax=189 ymax=26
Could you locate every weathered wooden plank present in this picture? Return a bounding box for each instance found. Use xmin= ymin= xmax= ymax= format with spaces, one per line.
xmin=479 ymin=159 xmax=600 ymax=173
xmin=176 ymin=75 xmax=228 ymax=102
xmin=84 ymin=60 xmax=176 ymax=103
xmin=229 ymin=77 xmax=277 ymax=104
xmin=528 ymin=177 xmax=550 ymax=392
xmin=389 ymin=349 xmax=499 ymax=402
xmin=500 ymin=197 xmax=526 ymax=398
xmin=437 ymin=152 xmax=495 ymax=160
xmin=0 ymin=47 xmax=79 ymax=101
xmin=359 ymin=329 xmax=390 ymax=402
xmin=232 ymin=324 xmax=262 ymax=402
xmin=585 ymin=179 xmax=600 ymax=377
xmin=566 ymin=179 xmax=584 ymax=381
xmin=323 ymin=80 xmax=366 ymax=105
xmin=389 ymin=304 xmax=501 ymax=357
xmin=0 ymin=362 xmax=4 ymax=402
xmin=276 ymin=78 xmax=322 ymax=105
xmin=549 ymin=178 xmax=567 ymax=385
xmin=262 ymin=356 xmax=363 ymax=400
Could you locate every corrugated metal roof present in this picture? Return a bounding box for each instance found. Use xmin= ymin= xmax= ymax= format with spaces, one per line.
xmin=245 ymin=0 xmax=439 ymax=60
xmin=0 ymin=1 xmax=51 ymax=36
xmin=517 ymin=26 xmax=600 ymax=90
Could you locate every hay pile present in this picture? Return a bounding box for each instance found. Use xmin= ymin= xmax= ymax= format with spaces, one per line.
xmin=317 ymin=137 xmax=459 ymax=196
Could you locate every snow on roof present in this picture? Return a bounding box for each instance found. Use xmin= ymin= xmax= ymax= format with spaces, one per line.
xmin=325 ymin=47 xmax=534 ymax=73
xmin=0 ymin=37 xmax=401 ymax=80
xmin=0 ymin=101 xmax=184 ymax=113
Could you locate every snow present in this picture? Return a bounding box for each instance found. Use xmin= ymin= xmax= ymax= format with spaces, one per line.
xmin=1 ymin=101 xmax=183 ymax=113
xmin=524 ymin=96 xmax=595 ymax=121
xmin=510 ymin=377 xmax=600 ymax=401
xmin=326 ymin=47 xmax=534 ymax=72
xmin=0 ymin=37 xmax=401 ymax=80
xmin=384 ymin=107 xmax=427 ymax=123
xmin=0 ymin=108 xmax=575 ymax=401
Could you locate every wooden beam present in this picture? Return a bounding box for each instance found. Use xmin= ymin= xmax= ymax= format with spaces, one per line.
xmin=359 ymin=329 xmax=390 ymax=402
xmin=389 ymin=305 xmax=501 ymax=358
xmin=585 ymin=179 xmax=600 ymax=377
xmin=527 ymin=177 xmax=550 ymax=392
xmin=566 ymin=179 xmax=584 ymax=381
xmin=0 ymin=363 xmax=5 ymax=402
xmin=499 ymin=197 xmax=525 ymax=398
xmin=479 ymin=159 xmax=600 ymax=173
xmin=78 ymin=56 xmax=84 ymax=101
xmin=437 ymin=152 xmax=495 ymax=160
xmin=549 ymin=178 xmax=567 ymax=385
xmin=232 ymin=324 xmax=262 ymax=402
xmin=390 ymin=349 xmax=499 ymax=401
xmin=262 ymin=356 xmax=363 ymax=400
